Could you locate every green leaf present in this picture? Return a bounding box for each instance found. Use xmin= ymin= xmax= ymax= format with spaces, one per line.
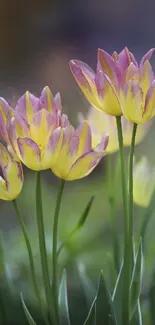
xmin=57 ymin=196 xmax=95 ymax=257
xmin=77 ymin=196 xmax=95 ymax=228
xmin=130 ymin=300 xmax=142 ymax=325
xmin=130 ymin=240 xmax=143 ymax=319
xmin=83 ymin=298 xmax=96 ymax=325
xmin=77 ymin=263 xmax=96 ymax=305
xmin=96 ymin=270 xmax=117 ymax=325
xmin=112 ymin=262 xmax=123 ymax=325
xmin=21 ymin=293 xmax=36 ymax=325
xmin=148 ymin=269 xmax=155 ymax=324
xmin=59 ymin=269 xmax=71 ymax=325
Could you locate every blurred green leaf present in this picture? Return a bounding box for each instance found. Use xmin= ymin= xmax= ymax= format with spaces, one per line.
xmin=77 ymin=196 xmax=95 ymax=228
xmin=130 ymin=300 xmax=142 ymax=325
xmin=58 ymin=196 xmax=95 ymax=257
xmin=77 ymin=263 xmax=96 ymax=305
xmin=83 ymin=298 xmax=96 ymax=325
xmin=112 ymin=262 xmax=123 ymax=325
xmin=21 ymin=293 xmax=36 ymax=325
xmin=59 ymin=269 xmax=71 ymax=325
xmin=96 ymin=270 xmax=117 ymax=325
xmin=130 ymin=240 xmax=143 ymax=319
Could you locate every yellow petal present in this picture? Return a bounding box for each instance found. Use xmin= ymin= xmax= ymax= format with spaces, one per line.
xmin=17 ymin=137 xmax=41 ymax=170
xmin=76 ymin=122 xmax=91 ymax=158
xmin=5 ymin=161 xmax=23 ymax=199
xmin=0 ymin=177 xmax=10 ymax=200
xmin=66 ymin=151 xmax=105 ymax=181
xmin=30 ymin=109 xmax=55 ymax=153
xmin=121 ymin=81 xmax=143 ymax=124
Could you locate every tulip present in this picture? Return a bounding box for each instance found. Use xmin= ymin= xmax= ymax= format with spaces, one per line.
xmin=51 ymin=121 xmax=108 ymax=180
xmin=133 ymin=157 xmax=155 ymax=207
xmin=79 ymin=106 xmax=151 ymax=153
xmin=70 ymin=48 xmax=155 ymax=123
xmin=0 ymin=86 xmax=70 ymax=171
xmin=0 ymin=143 xmax=23 ymax=200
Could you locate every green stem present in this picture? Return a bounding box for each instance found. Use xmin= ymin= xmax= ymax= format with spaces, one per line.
xmin=107 ymin=155 xmax=120 ymax=273
xmin=12 ymin=199 xmax=49 ymax=325
xmin=116 ymin=116 xmax=128 ymax=242
xmin=52 ymin=179 xmax=65 ymax=324
xmin=35 ymin=171 xmax=55 ymax=325
xmin=116 ymin=116 xmax=130 ymax=325
xmin=123 ymin=123 xmax=137 ymax=325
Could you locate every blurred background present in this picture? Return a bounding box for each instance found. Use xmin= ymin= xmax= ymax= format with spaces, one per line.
xmin=1 ymin=0 xmax=155 ymax=324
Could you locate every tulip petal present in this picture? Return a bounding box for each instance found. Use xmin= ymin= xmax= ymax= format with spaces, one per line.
xmin=0 ymin=143 xmax=12 ymax=168
xmin=70 ymin=60 xmax=99 ymax=108
xmin=66 ymin=151 xmax=106 ymax=180
xmin=133 ymin=157 xmax=155 ymax=207
xmin=95 ymin=133 xmax=109 ymax=151
xmin=0 ymin=143 xmax=23 ymax=200
xmin=139 ymin=60 xmax=154 ymax=97
xmin=15 ymin=92 xmax=41 ymax=124
xmin=43 ymin=127 xmax=63 ymax=168
xmin=17 ymin=137 xmax=41 ymax=170
xmin=122 ymin=81 xmax=143 ymax=123
xmin=140 ymin=48 xmax=155 ymax=67
xmin=97 ymin=49 xmax=121 ymax=88
xmin=143 ymin=80 xmax=155 ymax=121
xmin=117 ymin=47 xmax=138 ymax=69
xmin=124 ymin=63 xmax=139 ymax=83
xmin=52 ymin=131 xmax=79 ymax=179
xmin=29 ymin=109 xmax=56 ymax=150
xmin=0 ymin=98 xmax=11 ymax=142
xmin=76 ymin=121 xmax=92 ymax=157
xmin=95 ymin=71 xmax=122 ymax=116
xmin=0 ymin=177 xmax=10 ymax=200
xmin=4 ymin=161 xmax=23 ymax=199
xmin=54 ymin=92 xmax=62 ymax=113
xmin=60 ymin=114 xmax=70 ymax=127
xmin=40 ymin=86 xmax=60 ymax=114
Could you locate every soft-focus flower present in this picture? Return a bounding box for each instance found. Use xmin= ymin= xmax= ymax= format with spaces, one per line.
xmin=0 ymin=143 xmax=23 ymax=200
xmin=133 ymin=157 xmax=155 ymax=207
xmin=0 ymin=87 xmax=69 ymax=171
xmin=51 ymin=121 xmax=108 ymax=180
xmin=79 ymin=106 xmax=151 ymax=153
xmin=70 ymin=48 xmax=155 ymax=123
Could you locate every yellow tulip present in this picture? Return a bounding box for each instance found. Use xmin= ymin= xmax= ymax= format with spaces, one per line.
xmin=133 ymin=157 xmax=155 ymax=207
xmin=1 ymin=87 xmax=69 ymax=171
xmin=0 ymin=143 xmax=23 ymax=200
xmin=70 ymin=48 xmax=155 ymax=123
xmin=51 ymin=122 xmax=108 ymax=180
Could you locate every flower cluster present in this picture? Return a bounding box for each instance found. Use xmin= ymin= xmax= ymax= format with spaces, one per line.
xmin=0 ymin=47 xmax=154 ymax=207
xmin=0 ymin=87 xmax=108 ymax=200
xmin=70 ymin=47 xmax=155 ymax=124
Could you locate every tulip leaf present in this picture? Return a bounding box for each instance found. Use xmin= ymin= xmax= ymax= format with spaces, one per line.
xmin=112 ymin=262 xmax=123 ymax=325
xmin=96 ymin=270 xmax=117 ymax=325
xmin=148 ymin=269 xmax=155 ymax=324
xmin=77 ymin=263 xmax=96 ymax=305
xmin=83 ymin=298 xmax=96 ymax=325
xmin=59 ymin=269 xmax=71 ymax=325
xmin=57 ymin=196 xmax=95 ymax=256
xmin=129 ymin=300 xmax=142 ymax=325
xmin=130 ymin=239 xmax=143 ymax=319
xmin=77 ymin=196 xmax=95 ymax=228
xmin=21 ymin=293 xmax=36 ymax=325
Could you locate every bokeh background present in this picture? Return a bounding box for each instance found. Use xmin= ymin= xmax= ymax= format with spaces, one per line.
xmin=1 ymin=0 xmax=155 ymax=324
